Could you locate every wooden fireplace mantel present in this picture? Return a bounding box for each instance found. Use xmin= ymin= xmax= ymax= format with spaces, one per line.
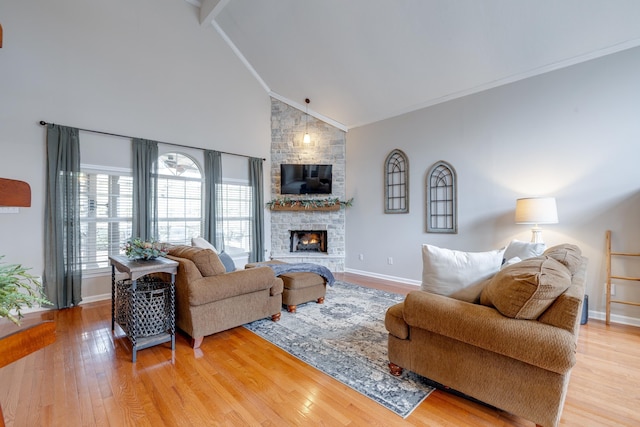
xmin=0 ymin=178 xmax=31 ymax=207
xmin=270 ymin=204 xmax=340 ymax=212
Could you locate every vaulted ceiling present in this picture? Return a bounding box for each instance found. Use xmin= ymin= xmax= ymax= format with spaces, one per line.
xmin=189 ymin=0 xmax=640 ymax=130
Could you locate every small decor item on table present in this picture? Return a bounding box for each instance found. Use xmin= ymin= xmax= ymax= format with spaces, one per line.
xmin=123 ymin=238 xmax=168 ymax=261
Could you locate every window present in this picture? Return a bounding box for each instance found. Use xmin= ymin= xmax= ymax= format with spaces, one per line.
xmin=78 ymin=152 xmax=251 ymax=270
xmin=384 ymin=149 xmax=409 ymax=213
xmin=79 ymin=168 xmax=133 ymax=271
xmin=426 ymin=161 xmax=457 ymax=233
xmin=156 ymin=153 xmax=203 ymax=245
xmin=219 ymin=180 xmax=253 ymax=253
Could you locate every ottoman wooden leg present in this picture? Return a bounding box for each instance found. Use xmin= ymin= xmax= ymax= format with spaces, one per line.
xmin=317 ymin=297 xmax=325 ymax=304
xmin=271 ymin=312 xmax=281 ymax=321
xmin=389 ymin=362 xmax=403 ymax=376
xmin=287 ymin=305 xmax=297 ymax=313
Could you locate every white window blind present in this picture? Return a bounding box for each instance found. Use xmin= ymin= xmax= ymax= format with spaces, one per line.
xmin=79 ymin=169 xmax=133 ymax=271
xmin=156 ymin=153 xmax=203 ymax=245
xmin=78 ymin=153 xmax=254 ymax=271
xmin=220 ymin=181 xmax=252 ymax=253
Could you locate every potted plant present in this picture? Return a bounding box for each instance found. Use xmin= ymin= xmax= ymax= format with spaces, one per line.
xmin=0 ymin=257 xmax=51 ymax=326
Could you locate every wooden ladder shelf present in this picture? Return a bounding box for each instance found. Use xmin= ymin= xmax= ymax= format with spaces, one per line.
xmin=605 ymin=230 xmax=640 ymax=325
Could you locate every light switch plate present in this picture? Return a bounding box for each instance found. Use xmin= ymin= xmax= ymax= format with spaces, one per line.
xmin=0 ymin=207 xmax=20 ymax=214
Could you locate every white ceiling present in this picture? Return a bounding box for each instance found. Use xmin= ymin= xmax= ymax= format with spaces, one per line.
xmin=192 ymin=0 xmax=640 ymax=130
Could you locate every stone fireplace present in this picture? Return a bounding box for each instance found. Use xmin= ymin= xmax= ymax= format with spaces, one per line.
xmin=269 ymin=98 xmax=347 ymax=271
xmin=290 ymin=230 xmax=328 ymax=253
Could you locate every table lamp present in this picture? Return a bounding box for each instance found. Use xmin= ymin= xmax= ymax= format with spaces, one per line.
xmin=515 ymin=197 xmax=558 ymax=243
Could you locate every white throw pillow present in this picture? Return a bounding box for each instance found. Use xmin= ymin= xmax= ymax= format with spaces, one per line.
xmin=421 ymin=244 xmax=505 ymax=297
xmin=501 ymin=256 xmax=522 ymax=269
xmin=503 ymin=239 xmax=545 ymax=262
xmin=191 ymin=236 xmax=218 ymax=253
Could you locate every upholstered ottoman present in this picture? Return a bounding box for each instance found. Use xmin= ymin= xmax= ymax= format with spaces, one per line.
xmin=246 ymin=260 xmax=326 ymax=313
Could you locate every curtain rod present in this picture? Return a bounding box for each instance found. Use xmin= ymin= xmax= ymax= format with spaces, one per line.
xmin=38 ymin=121 xmax=266 ymax=161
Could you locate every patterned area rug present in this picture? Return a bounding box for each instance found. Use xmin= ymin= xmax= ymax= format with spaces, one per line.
xmin=244 ymin=281 xmax=434 ymax=418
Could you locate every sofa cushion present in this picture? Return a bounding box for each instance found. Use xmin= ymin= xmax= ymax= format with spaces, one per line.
xmin=503 ymin=239 xmax=546 ymax=262
xmin=218 ymin=251 xmax=236 ymax=272
xmin=167 ymin=245 xmax=226 ymax=277
xmin=188 ymin=266 xmax=278 ymax=306
xmin=421 ymin=244 xmax=505 ymax=299
xmin=191 ymin=236 xmax=218 ymax=253
xmin=480 ymin=256 xmax=572 ymax=319
xmin=538 ymin=258 xmax=587 ymax=332
xmin=448 ymin=277 xmax=493 ymax=303
xmin=543 ymin=244 xmax=582 ymax=275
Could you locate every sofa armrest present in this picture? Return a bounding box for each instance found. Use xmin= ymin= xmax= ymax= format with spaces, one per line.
xmin=385 ymin=302 xmax=409 ymax=339
xmin=403 ymin=291 xmax=577 ymax=374
xmin=271 ymin=277 xmax=284 ymax=296
xmin=188 ymin=266 xmax=278 ymax=306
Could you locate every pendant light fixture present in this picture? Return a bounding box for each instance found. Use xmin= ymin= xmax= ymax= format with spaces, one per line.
xmin=303 ymin=98 xmax=311 ymax=144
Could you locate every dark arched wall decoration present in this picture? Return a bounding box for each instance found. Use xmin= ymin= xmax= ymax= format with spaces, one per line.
xmin=426 ymin=161 xmax=457 ymax=233
xmin=384 ymin=149 xmax=409 ymax=214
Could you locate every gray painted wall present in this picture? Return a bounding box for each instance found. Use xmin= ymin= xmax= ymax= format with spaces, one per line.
xmin=0 ymin=0 xmax=272 ymax=301
xmin=346 ymin=46 xmax=640 ymax=324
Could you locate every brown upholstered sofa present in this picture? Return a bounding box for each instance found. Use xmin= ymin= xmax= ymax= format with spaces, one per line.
xmin=385 ymin=244 xmax=586 ymax=427
xmin=164 ymin=246 xmax=283 ymax=349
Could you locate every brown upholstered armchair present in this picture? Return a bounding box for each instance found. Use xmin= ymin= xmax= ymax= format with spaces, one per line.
xmin=385 ymin=244 xmax=586 ymax=427
xmin=164 ymin=246 xmax=283 ymax=349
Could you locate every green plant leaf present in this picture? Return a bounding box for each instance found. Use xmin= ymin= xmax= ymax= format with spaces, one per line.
xmin=0 ymin=257 xmax=52 ymax=325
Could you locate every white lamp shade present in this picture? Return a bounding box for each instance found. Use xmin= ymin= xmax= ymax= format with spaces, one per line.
xmin=515 ymin=197 xmax=558 ymax=224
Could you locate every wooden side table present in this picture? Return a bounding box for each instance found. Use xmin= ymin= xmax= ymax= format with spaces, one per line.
xmin=109 ymin=255 xmax=178 ymax=362
xmin=0 ymin=319 xmax=56 ymax=427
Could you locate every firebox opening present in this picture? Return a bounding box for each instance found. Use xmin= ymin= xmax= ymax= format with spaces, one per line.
xmin=290 ymin=230 xmax=328 ymax=253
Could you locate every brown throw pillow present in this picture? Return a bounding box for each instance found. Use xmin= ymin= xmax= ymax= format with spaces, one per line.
xmin=480 ymin=256 xmax=572 ymax=319
xmin=543 ymin=244 xmax=582 ymax=275
xmin=167 ymin=245 xmax=226 ymax=276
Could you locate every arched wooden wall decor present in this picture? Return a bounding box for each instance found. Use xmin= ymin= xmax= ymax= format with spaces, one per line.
xmin=384 ymin=149 xmax=409 ymax=213
xmin=0 ymin=178 xmax=31 ymax=207
xmin=426 ymin=161 xmax=457 ymax=233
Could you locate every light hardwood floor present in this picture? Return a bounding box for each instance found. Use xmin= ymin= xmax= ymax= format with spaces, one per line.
xmin=1 ymin=272 xmax=639 ymax=426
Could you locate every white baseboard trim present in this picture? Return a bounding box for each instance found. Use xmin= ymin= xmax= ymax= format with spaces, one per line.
xmin=11 ymin=305 xmax=50 ymax=316
xmin=80 ymin=293 xmax=111 ymax=305
xmin=344 ymin=268 xmax=421 ymax=287
xmin=10 ymin=293 xmax=111 ymax=317
xmin=587 ymin=310 xmax=640 ymax=328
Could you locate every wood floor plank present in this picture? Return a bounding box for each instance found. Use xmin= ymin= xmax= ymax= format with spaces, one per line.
xmin=0 ymin=273 xmax=639 ymax=426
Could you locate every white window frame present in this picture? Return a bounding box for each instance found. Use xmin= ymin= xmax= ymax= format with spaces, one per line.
xmin=156 ymin=152 xmax=204 ymax=246
xmin=79 ymin=164 xmax=133 ymax=276
xmin=219 ymin=178 xmax=253 ymax=255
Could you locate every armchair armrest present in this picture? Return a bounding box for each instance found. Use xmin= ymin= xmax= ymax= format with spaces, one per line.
xmin=403 ymin=291 xmax=577 ymax=374
xmin=188 ymin=267 xmax=278 ymax=306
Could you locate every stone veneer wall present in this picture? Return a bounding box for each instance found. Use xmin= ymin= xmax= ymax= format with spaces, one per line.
xmin=270 ymin=98 xmax=346 ymax=271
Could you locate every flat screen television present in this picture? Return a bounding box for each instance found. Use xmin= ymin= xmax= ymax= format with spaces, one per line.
xmin=280 ymin=164 xmax=332 ymax=195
